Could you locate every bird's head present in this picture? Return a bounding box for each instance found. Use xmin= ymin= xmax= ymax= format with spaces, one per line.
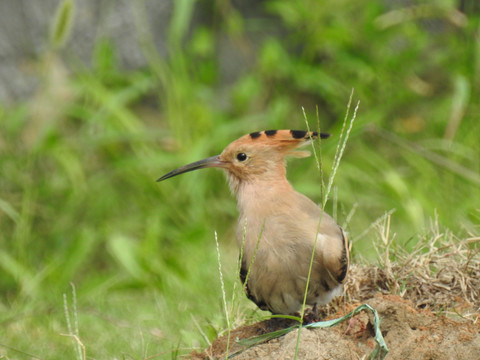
xmin=157 ymin=130 xmax=330 ymax=193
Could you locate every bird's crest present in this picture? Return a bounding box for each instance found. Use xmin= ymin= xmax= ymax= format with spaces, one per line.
xmin=247 ymin=129 xmax=329 ymax=142
xmin=235 ymin=130 xmax=330 ymax=158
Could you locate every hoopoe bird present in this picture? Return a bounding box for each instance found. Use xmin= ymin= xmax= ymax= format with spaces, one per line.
xmin=158 ymin=130 xmax=348 ymax=316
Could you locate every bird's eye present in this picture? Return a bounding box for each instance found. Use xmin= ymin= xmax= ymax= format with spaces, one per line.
xmin=236 ymin=153 xmax=247 ymax=162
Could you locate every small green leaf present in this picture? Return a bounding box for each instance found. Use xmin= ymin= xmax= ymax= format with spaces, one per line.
xmin=49 ymin=0 xmax=75 ymax=49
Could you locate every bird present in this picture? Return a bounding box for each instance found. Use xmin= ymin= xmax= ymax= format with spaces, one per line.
xmin=157 ymin=129 xmax=349 ymax=317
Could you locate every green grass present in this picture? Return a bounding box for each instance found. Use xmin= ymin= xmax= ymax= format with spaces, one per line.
xmin=1 ymin=0 xmax=479 ymax=358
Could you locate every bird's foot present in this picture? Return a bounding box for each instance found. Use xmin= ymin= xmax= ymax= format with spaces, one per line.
xmin=302 ymin=304 xmax=321 ymax=324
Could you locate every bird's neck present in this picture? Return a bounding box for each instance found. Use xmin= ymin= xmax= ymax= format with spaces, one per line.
xmin=235 ymin=177 xmax=294 ymax=215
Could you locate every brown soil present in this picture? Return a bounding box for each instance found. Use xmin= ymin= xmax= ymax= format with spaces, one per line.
xmin=192 ymin=239 xmax=480 ymax=359
xmin=193 ymin=294 xmax=479 ymax=360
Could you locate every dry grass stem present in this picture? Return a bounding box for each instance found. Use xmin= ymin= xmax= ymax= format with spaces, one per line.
xmin=343 ymin=231 xmax=480 ymax=320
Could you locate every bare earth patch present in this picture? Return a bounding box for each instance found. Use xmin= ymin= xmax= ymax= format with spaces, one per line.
xmin=196 ymin=294 xmax=479 ymax=359
xmin=193 ymin=237 xmax=480 ymax=359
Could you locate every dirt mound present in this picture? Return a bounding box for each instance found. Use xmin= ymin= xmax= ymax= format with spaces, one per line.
xmin=193 ymin=237 xmax=480 ymax=359
xmin=195 ymin=294 xmax=480 ymax=359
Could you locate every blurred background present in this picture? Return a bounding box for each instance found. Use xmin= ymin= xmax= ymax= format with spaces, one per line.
xmin=0 ymin=0 xmax=479 ymax=358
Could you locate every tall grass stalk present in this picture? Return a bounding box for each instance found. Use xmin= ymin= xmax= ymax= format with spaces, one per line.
xmin=191 ymin=314 xmax=211 ymax=347
xmin=216 ymin=218 xmax=262 ymax=358
xmin=325 ymin=93 xmax=359 ymax=208
xmin=304 ymin=106 xmax=326 ymax=202
xmin=241 ymin=220 xmax=265 ymax=294
xmin=229 ymin=219 xmax=248 ymax=324
xmin=62 ymin=283 xmax=85 ymax=360
xmin=295 ymin=93 xmax=359 ymax=359
xmin=342 ymin=202 xmax=358 ymax=230
xmin=214 ymin=231 xmax=231 ymax=358
xmin=354 ymin=209 xmax=397 ymax=243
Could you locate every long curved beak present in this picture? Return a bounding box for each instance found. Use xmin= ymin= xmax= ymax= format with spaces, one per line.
xmin=157 ymin=155 xmax=224 ymax=182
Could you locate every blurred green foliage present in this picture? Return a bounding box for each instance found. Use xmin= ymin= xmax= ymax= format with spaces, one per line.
xmin=0 ymin=0 xmax=479 ymax=358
